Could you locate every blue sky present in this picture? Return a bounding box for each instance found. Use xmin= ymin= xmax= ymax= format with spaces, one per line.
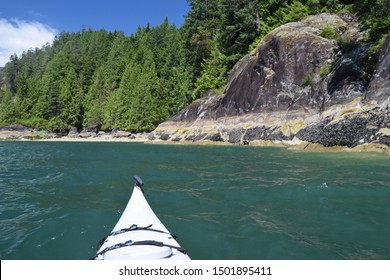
xmin=0 ymin=0 xmax=190 ymax=66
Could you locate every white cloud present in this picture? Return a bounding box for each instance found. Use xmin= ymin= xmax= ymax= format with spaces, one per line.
xmin=0 ymin=18 xmax=57 ymax=67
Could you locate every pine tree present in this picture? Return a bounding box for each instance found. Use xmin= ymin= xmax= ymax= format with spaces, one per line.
xmin=84 ymin=66 xmax=108 ymax=128
xmin=193 ymin=42 xmax=228 ymax=99
xmin=58 ymin=67 xmax=83 ymax=129
xmin=0 ymin=91 xmax=17 ymax=125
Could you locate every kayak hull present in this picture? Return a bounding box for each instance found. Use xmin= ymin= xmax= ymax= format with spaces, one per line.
xmin=93 ymin=185 xmax=190 ymax=260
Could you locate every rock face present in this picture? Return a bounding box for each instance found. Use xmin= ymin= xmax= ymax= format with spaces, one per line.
xmin=151 ymin=13 xmax=390 ymax=150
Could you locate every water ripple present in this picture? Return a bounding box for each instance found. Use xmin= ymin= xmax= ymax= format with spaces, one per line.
xmin=1 ymin=142 xmax=390 ymax=259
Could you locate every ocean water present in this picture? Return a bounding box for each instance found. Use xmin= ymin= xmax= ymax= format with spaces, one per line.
xmin=0 ymin=141 xmax=389 ymax=260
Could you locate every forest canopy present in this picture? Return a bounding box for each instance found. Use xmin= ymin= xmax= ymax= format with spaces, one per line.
xmin=1 ymin=0 xmax=389 ymax=133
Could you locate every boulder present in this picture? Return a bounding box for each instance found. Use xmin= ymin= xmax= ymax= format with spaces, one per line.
xmin=79 ymin=125 xmax=99 ymax=138
xmin=0 ymin=124 xmax=31 ymax=132
xmin=111 ymin=129 xmax=131 ymax=138
xmin=67 ymin=127 xmax=80 ymax=137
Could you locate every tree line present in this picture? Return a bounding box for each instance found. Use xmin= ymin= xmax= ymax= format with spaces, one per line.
xmin=1 ymin=0 xmax=388 ymax=133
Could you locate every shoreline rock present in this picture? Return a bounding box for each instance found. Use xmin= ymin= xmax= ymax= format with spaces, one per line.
xmin=0 ymin=124 xmax=58 ymax=140
xmin=0 ymin=124 xmax=149 ymax=142
xmin=149 ymin=13 xmax=390 ymax=155
xmin=147 ymin=136 xmax=390 ymax=155
xmin=1 ymin=123 xmax=388 ymax=155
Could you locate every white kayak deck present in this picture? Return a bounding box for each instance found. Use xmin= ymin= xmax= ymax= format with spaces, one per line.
xmin=93 ymin=185 xmax=190 ymax=260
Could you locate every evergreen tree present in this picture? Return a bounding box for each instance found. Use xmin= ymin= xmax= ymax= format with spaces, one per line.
xmin=58 ymin=67 xmax=83 ymax=129
xmin=3 ymin=55 xmax=20 ymax=93
xmin=104 ymin=32 xmax=130 ymax=94
xmin=33 ymin=51 xmax=69 ymax=119
xmin=0 ymin=91 xmax=17 ymax=125
xmin=110 ymin=54 xmax=160 ymax=132
xmin=218 ymin=0 xmax=261 ymax=67
xmin=84 ymin=66 xmax=108 ymax=128
xmin=193 ymin=42 xmax=228 ymax=99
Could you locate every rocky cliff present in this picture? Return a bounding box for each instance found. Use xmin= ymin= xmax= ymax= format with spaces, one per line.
xmin=151 ymin=13 xmax=390 ymax=152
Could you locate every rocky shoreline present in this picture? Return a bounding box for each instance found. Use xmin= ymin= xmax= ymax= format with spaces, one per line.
xmin=1 ymin=123 xmax=389 ymax=155
xmin=0 ymin=124 xmax=148 ymax=142
xmin=149 ymin=137 xmax=390 ymax=155
xmin=148 ymin=92 xmax=390 ymax=153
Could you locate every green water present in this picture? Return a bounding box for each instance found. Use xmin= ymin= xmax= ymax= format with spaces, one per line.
xmin=0 ymin=142 xmax=389 ymax=260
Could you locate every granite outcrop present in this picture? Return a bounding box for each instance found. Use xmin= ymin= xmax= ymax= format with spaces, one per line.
xmin=150 ymin=13 xmax=390 ymax=152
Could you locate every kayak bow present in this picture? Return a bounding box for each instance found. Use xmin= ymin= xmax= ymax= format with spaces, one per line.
xmin=91 ymin=176 xmax=190 ymax=260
